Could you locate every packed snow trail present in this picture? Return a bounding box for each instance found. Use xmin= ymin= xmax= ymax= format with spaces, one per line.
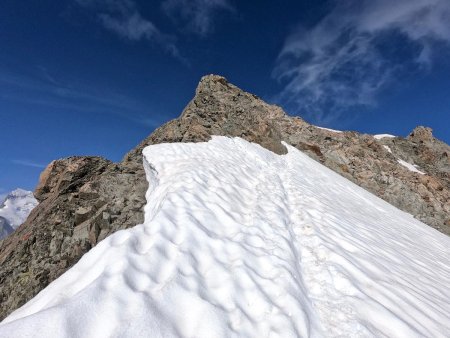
xmin=1 ymin=137 xmax=449 ymax=337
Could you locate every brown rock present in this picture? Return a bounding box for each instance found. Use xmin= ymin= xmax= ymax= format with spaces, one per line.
xmin=408 ymin=126 xmax=434 ymax=143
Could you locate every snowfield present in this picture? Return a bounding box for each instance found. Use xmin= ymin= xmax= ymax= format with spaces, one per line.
xmin=397 ymin=159 xmax=426 ymax=175
xmin=373 ymin=134 xmax=396 ymax=140
xmin=315 ymin=126 xmax=342 ymax=133
xmin=1 ymin=137 xmax=449 ymax=337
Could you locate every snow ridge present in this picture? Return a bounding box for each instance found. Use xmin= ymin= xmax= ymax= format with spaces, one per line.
xmin=373 ymin=134 xmax=396 ymax=140
xmin=316 ymin=126 xmax=342 ymax=133
xmin=1 ymin=137 xmax=449 ymax=337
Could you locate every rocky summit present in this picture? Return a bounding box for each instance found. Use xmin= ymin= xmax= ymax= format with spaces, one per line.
xmin=0 ymin=75 xmax=449 ymax=320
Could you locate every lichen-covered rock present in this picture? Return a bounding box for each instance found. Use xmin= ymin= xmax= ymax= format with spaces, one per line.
xmin=0 ymin=156 xmax=148 ymax=319
xmin=0 ymin=74 xmax=449 ymax=320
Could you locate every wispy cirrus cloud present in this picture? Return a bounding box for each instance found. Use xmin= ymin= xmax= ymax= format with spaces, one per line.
xmin=11 ymin=160 xmax=47 ymax=169
xmin=273 ymin=0 xmax=450 ymax=125
xmin=161 ymin=0 xmax=234 ymax=36
xmin=99 ymin=11 xmax=158 ymax=41
xmin=0 ymin=67 xmax=164 ymax=128
xmin=75 ymin=0 xmax=184 ymax=61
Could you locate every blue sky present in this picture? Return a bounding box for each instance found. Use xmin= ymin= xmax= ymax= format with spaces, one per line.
xmin=1 ymin=0 xmax=450 ymax=196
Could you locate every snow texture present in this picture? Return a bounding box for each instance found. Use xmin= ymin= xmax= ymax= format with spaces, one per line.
xmin=1 ymin=137 xmax=449 ymax=337
xmin=0 ymin=188 xmax=38 ymax=229
xmin=397 ymin=159 xmax=426 ymax=175
xmin=373 ymin=134 xmax=396 ymax=140
xmin=316 ymin=127 xmax=342 ymax=133
xmin=382 ymin=145 xmax=392 ymax=154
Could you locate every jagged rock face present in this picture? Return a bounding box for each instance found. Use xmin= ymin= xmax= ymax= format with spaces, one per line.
xmin=408 ymin=126 xmax=434 ymax=143
xmin=0 ymin=156 xmax=147 ymax=319
xmin=124 ymin=75 xmax=290 ymax=162
xmin=0 ymin=75 xmax=449 ymax=320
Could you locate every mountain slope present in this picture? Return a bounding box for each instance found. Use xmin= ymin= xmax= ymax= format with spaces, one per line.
xmin=127 ymin=75 xmax=449 ymax=233
xmin=0 ymin=217 xmax=14 ymax=241
xmin=0 ymin=189 xmax=38 ymax=239
xmin=0 ymin=75 xmax=448 ymax=320
xmin=1 ymin=137 xmax=449 ymax=337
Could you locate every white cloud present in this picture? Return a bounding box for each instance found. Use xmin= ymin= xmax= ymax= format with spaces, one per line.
xmin=75 ymin=0 xmax=184 ymax=61
xmin=0 ymin=68 xmax=164 ymax=127
xmin=99 ymin=12 xmax=158 ymax=40
xmin=11 ymin=160 xmax=47 ymax=169
xmin=273 ymin=0 xmax=450 ymax=124
xmin=161 ymin=0 xmax=234 ymax=36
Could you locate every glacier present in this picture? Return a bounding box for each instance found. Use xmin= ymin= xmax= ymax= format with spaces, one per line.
xmin=0 ymin=136 xmax=449 ymax=337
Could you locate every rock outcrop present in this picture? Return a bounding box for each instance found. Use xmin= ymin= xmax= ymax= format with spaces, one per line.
xmin=0 ymin=157 xmax=147 ymax=319
xmin=0 ymin=75 xmax=449 ymax=320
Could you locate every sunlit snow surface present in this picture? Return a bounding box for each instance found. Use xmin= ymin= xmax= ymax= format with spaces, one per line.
xmin=373 ymin=134 xmax=396 ymax=140
xmin=382 ymin=145 xmax=392 ymax=153
xmin=316 ymin=126 xmax=342 ymax=133
xmin=397 ymin=159 xmax=425 ymax=175
xmin=1 ymin=137 xmax=449 ymax=337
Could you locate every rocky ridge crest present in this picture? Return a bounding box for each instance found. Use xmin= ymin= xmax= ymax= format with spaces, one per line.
xmin=0 ymin=75 xmax=449 ymax=320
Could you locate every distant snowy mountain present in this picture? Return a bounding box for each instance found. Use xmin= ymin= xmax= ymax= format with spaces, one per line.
xmin=1 ymin=137 xmax=449 ymax=337
xmin=0 ymin=189 xmax=38 ymax=239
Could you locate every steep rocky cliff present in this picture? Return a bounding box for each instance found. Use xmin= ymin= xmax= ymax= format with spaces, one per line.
xmin=0 ymin=75 xmax=449 ymax=320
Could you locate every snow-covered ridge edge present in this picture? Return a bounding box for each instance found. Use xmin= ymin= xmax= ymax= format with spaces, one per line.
xmin=1 ymin=136 xmax=449 ymax=338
